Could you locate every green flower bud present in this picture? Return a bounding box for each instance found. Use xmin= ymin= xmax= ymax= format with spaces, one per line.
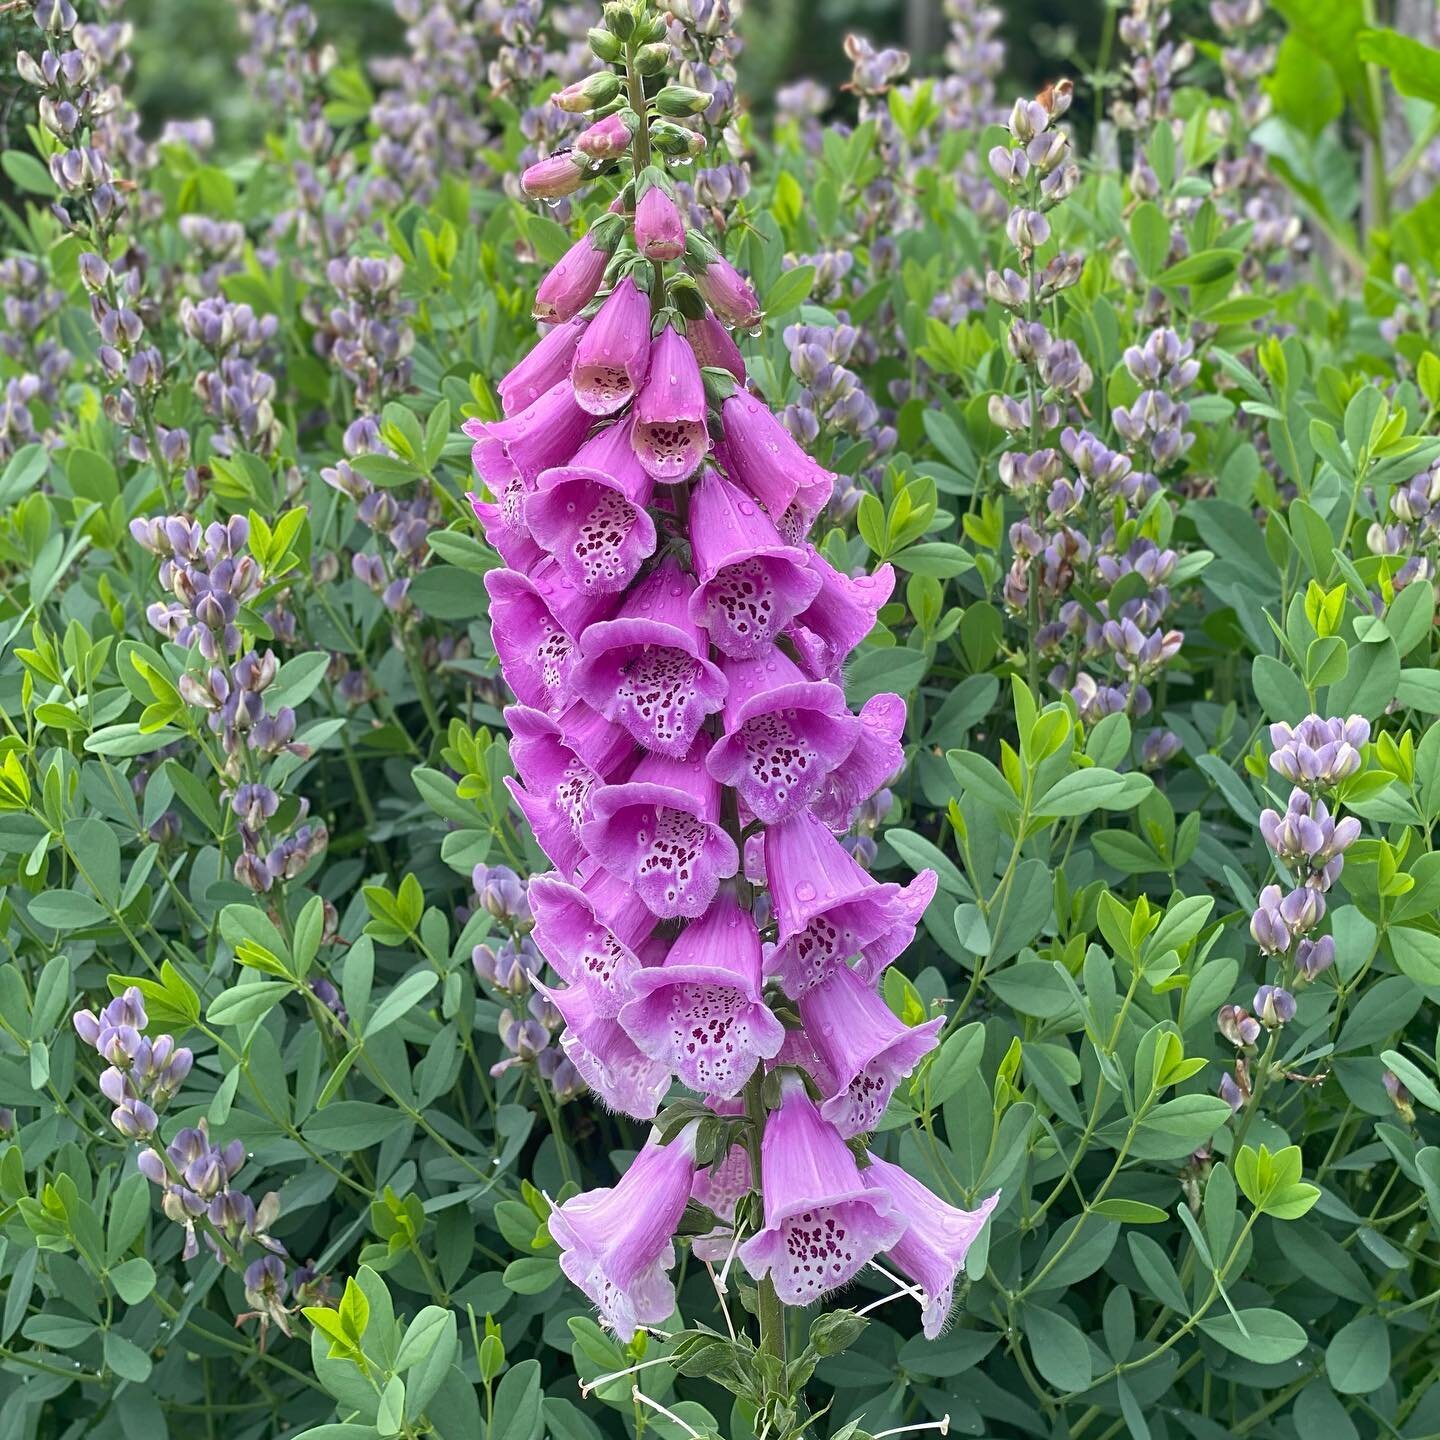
xmin=649 ymin=120 xmax=708 ymax=157
xmin=588 ymin=27 xmax=622 ymax=62
xmin=553 ymin=72 xmax=623 ymax=113
xmin=634 ymin=42 xmax=670 ymax=75
xmin=655 ymin=84 xmax=711 ymax=117
xmin=602 ymin=2 xmax=636 ymax=39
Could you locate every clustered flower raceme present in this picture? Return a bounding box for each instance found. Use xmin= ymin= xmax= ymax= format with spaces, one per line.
xmin=1368 ymin=456 xmax=1440 ymax=592
xmin=1218 ymin=714 xmax=1367 ymax=1111
xmin=72 ymin=987 xmax=321 ymax=1340
xmin=1111 ymin=0 xmax=1194 ymax=134
xmin=178 ymin=295 xmax=283 ymax=459
xmin=470 ymin=863 xmax=585 ymax=1100
xmin=129 ymin=515 xmax=329 ymax=892
xmin=466 ymin=0 xmax=996 ymax=1352
xmin=0 ymin=256 xmax=71 ymax=457
xmin=987 ymin=90 xmax=1195 ymax=763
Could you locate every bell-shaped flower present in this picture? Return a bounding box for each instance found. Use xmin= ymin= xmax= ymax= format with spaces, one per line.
xmin=719 ymin=390 xmax=834 ymax=526
xmin=499 ymin=316 xmax=587 ymax=416
xmin=798 ymin=964 xmax=942 ymax=1136
xmin=549 ymin=1125 xmax=698 ymax=1341
xmin=570 ymin=277 xmax=652 ymax=416
xmin=688 ymin=469 xmax=821 ymax=659
xmin=467 ymin=491 xmax=548 ymax=574
xmin=464 ymin=379 xmax=593 ymax=539
xmin=483 ymin=559 xmax=615 ymax=714
xmin=632 ymin=325 xmax=707 ymax=481
xmin=535 ymin=977 xmax=672 ymax=1119
xmin=619 ymin=889 xmax=785 ymax=1098
xmin=635 ymin=183 xmax=686 ymax=261
xmin=530 ymin=863 xmax=656 ymax=1016
xmin=581 ymin=738 xmax=740 ymax=919
xmin=525 ymin=419 xmax=658 ymax=593
xmin=503 ymin=703 xmax=634 ymax=877
xmin=705 ymin=647 xmax=860 ymax=824
xmin=737 ymin=1076 xmax=905 ymax=1305
xmin=809 ymin=692 xmax=906 ymax=830
xmin=764 ymin=809 xmax=937 ymax=998
xmin=571 ymin=556 xmax=727 ymax=756
xmin=788 ymin=550 xmax=895 ymax=681
xmin=533 ymin=221 xmax=622 ymax=324
xmin=863 ymin=1154 xmax=999 ymax=1339
xmin=689 ymin=312 xmax=746 ymax=383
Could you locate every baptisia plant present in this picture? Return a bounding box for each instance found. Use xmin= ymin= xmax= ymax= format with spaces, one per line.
xmin=465 ymin=4 xmax=995 ymax=1433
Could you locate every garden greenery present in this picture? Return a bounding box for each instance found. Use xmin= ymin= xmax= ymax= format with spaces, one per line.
xmin=2 ymin=0 xmax=1440 ymax=1437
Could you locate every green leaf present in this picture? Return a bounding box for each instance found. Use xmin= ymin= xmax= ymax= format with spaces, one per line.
xmin=1357 ymin=27 xmax=1440 ymax=104
xmin=303 ymin=1102 xmax=411 ymax=1151
xmin=1 ymin=150 xmax=57 ymax=196
xmin=764 ymin=263 xmax=815 ymax=316
xmin=206 ymin=981 xmax=288 ymax=1027
xmin=1035 ymin=768 xmax=1152 ymax=818
xmin=1325 ymin=1313 xmax=1391 ymax=1394
xmin=1023 ymin=1305 xmax=1092 ymax=1393
xmin=1198 ymin=1307 xmax=1308 ymax=1362
xmin=1390 ymin=926 xmax=1440 ymax=985
xmin=1090 ymin=1198 xmax=1169 ymax=1224
xmin=109 ymin=1256 xmax=156 ymax=1304
xmin=845 ymin=647 xmax=926 ymax=704
xmin=363 ymin=971 xmax=438 ymax=1038
xmin=28 ymin=891 xmax=108 ymax=930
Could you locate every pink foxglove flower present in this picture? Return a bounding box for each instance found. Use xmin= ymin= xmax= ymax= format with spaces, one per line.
xmin=718 ymin=389 xmax=832 ymax=522
xmin=536 ymin=976 xmax=672 ymax=1119
xmin=691 ymin=1140 xmax=753 ymax=1262
xmin=533 ymin=221 xmax=623 ymax=324
xmin=581 ymin=740 xmax=740 ymax=918
xmin=530 ymin=865 xmax=655 ymax=1017
xmin=631 ymin=325 xmax=707 ymax=481
xmin=863 ymin=1154 xmax=999 ymax=1339
xmin=688 ymin=468 xmax=821 ymax=659
xmin=788 ymin=551 xmax=895 ymax=681
xmin=635 ymin=182 xmax=686 ymax=261
xmin=503 ymin=703 xmax=633 ymax=876
xmin=570 ymin=276 xmax=652 ymax=416
xmin=764 ymin=809 xmax=937 ymax=998
xmin=809 ymin=691 xmax=906 ymax=830
xmin=570 ymin=556 xmax=727 ymax=755
xmin=499 ymin=316 xmax=587 ymax=416
xmin=687 ymin=234 xmax=762 ymax=329
xmin=798 ymin=963 xmax=943 ymax=1137
xmin=738 ymin=1076 xmax=905 ymax=1304
xmin=705 ymin=648 xmax=860 ymax=823
xmin=483 ymin=561 xmax=614 ymax=714
xmin=521 ymin=150 xmax=589 ymax=200
xmin=525 ymin=419 xmax=658 ymax=593
xmin=549 ymin=1125 xmax=698 ymax=1340
xmin=619 ymin=888 xmax=785 ymax=1098
xmin=464 ymin=380 xmax=593 ymax=537
xmin=688 ymin=312 xmax=746 ymax=382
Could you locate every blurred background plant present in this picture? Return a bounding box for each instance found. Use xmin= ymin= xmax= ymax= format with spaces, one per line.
xmin=3 ymin=0 xmax=1440 ymax=1438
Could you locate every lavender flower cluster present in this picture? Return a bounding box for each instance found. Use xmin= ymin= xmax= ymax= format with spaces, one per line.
xmin=1219 ymin=715 xmax=1367 ymax=1109
xmin=464 ymin=0 xmax=995 ymax=1349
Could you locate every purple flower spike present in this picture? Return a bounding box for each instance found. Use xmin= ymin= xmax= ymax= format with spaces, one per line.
xmin=636 ymin=185 xmax=686 ymax=262
xmin=764 ymin=809 xmax=938 ymax=998
xmin=534 ymin=224 xmax=621 ymax=325
xmin=720 ymin=390 xmax=834 ymax=525
xmin=484 ymin=561 xmax=615 ymax=715
xmin=571 ymin=556 xmax=728 ymax=756
xmin=688 ymin=312 xmax=747 ymax=383
xmin=549 ymin=1125 xmax=698 ymax=1341
xmin=787 ymin=551 xmax=896 ymax=681
xmin=632 ymin=325 xmax=708 ymax=482
xmin=619 ymin=889 xmax=785 ymax=1098
xmin=530 ymin=865 xmax=656 ymax=1016
xmin=503 ymin=703 xmax=634 ymax=877
xmin=737 ymin=1075 xmax=905 ymax=1305
xmin=688 ymin=469 xmax=822 ymax=659
xmin=581 ymin=740 xmax=740 ymax=919
xmin=499 ymin=316 xmax=587 ymax=417
xmin=464 ymin=379 xmax=593 ymax=537
xmin=810 ymin=692 xmax=906 ymax=831
xmin=799 ymin=964 xmax=943 ymax=1137
xmin=536 ymin=978 xmax=673 ymax=1120
xmin=526 ymin=420 xmax=658 ymax=593
xmin=863 ymin=1154 xmax=999 ymax=1339
xmin=571 ymin=278 xmax=652 ymax=416
xmin=705 ymin=647 xmax=860 ymax=824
